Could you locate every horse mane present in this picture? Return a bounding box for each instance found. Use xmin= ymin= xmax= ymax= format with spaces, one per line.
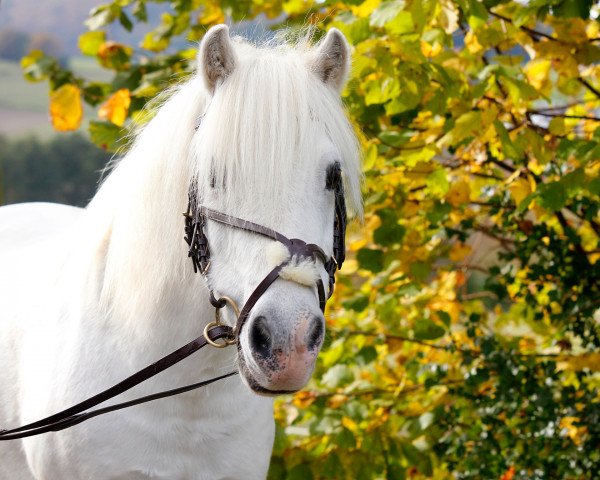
xmin=86 ymin=31 xmax=362 ymax=321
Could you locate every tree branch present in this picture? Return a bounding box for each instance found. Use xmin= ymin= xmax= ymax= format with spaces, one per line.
xmin=528 ymin=111 xmax=600 ymax=122
xmin=341 ymin=330 xmax=455 ymax=350
xmin=311 ymin=379 xmax=465 ymax=399
xmin=578 ymin=77 xmax=600 ymax=100
xmin=489 ymin=10 xmax=558 ymax=43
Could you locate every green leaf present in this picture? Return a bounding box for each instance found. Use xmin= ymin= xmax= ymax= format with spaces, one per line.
xmin=410 ymin=261 xmax=430 ymax=281
xmin=414 ymin=318 xmax=445 ymax=340
xmin=494 ymin=120 xmax=522 ymax=160
xmin=357 ymin=248 xmax=385 ymax=272
xmin=536 ymin=169 xmax=586 ymax=211
xmin=426 ymin=169 xmax=449 ymax=196
xmin=439 ymin=110 xmax=482 ymax=146
xmin=374 ymin=223 xmax=406 ymax=246
xmin=133 ymin=1 xmax=148 ymax=22
xmin=83 ymin=82 xmax=111 ymax=106
xmin=379 ymin=130 xmax=413 ymax=147
xmin=370 ymin=0 xmax=406 ymax=28
xmin=364 ymin=77 xmax=400 ymax=105
xmin=357 ymin=345 xmax=378 ymax=364
xmin=89 ymin=120 xmax=128 ymax=152
xmin=400 ymin=442 xmax=433 ymax=476
xmin=386 ymin=11 xmax=414 ymax=35
xmin=20 ymin=50 xmax=57 ymax=82
xmin=553 ymin=0 xmax=593 ymax=19
xmin=435 ymin=310 xmax=452 ymax=327
xmin=342 ymin=295 xmax=370 ymax=312
xmin=119 ymin=11 xmax=134 ymax=32
xmin=286 ymin=463 xmax=313 ymax=480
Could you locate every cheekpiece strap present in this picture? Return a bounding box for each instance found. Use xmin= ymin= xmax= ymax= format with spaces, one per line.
xmin=184 ymin=194 xmax=211 ymax=275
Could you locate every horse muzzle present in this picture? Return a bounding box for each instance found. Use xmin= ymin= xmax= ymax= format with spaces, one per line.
xmin=238 ymin=311 xmax=325 ymax=395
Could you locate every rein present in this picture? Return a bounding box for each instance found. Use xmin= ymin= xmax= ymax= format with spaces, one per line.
xmin=0 ymin=326 xmax=236 ymax=440
xmin=0 ymin=169 xmax=347 ymax=440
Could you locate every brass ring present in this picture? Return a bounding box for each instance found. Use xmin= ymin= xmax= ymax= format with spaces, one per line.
xmin=218 ymin=296 xmax=240 ymax=318
xmin=205 ymin=296 xmax=240 ymax=348
xmin=203 ymin=321 xmax=230 ymax=348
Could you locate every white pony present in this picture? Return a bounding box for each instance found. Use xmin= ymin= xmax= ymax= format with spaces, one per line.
xmin=0 ymin=25 xmax=361 ymax=479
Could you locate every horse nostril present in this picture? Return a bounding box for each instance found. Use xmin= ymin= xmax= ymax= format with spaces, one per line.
xmin=250 ymin=316 xmax=273 ymax=358
xmin=306 ymin=316 xmax=324 ymax=351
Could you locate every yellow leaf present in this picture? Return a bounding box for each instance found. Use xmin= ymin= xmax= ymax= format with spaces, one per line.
xmin=587 ymin=21 xmax=600 ymax=40
xmin=49 ymin=84 xmax=83 ymax=132
xmin=524 ymin=59 xmax=551 ymax=91
xmin=292 ymin=391 xmax=316 ymax=408
xmin=199 ymin=2 xmax=225 ymax=25
xmin=349 ymin=238 xmax=368 ymax=251
xmin=99 ymin=89 xmax=131 ymax=126
xmin=351 ymin=0 xmax=381 ymax=18
xmin=328 ymin=394 xmax=348 ymax=409
xmin=341 ymin=416 xmax=359 ymax=433
xmin=446 ymin=180 xmax=471 ymax=207
xmin=340 ymin=259 xmax=358 ymax=274
xmin=449 ymin=242 xmax=471 ymax=262
xmin=20 ymin=49 xmax=43 ymax=69
xmin=559 ymin=416 xmax=587 ymax=445
xmin=508 ymin=177 xmax=531 ymax=206
xmin=557 ymin=353 xmax=600 ymax=372
xmin=464 ymin=31 xmax=483 ymax=54
xmin=421 ymin=40 xmax=442 ymax=58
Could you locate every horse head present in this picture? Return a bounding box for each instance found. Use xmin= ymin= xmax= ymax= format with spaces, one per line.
xmin=190 ymin=25 xmax=362 ymax=395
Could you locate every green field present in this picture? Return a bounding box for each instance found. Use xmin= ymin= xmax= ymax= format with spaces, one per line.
xmin=0 ymin=60 xmax=49 ymax=112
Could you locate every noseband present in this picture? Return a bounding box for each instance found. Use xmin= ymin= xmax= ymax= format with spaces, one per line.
xmin=184 ymin=170 xmax=347 ymax=346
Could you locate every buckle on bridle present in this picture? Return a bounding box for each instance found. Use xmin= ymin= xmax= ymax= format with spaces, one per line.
xmin=203 ymin=295 xmax=239 ymax=348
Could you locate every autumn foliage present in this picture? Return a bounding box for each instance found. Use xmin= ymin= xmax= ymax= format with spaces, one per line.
xmin=22 ymin=0 xmax=600 ymax=478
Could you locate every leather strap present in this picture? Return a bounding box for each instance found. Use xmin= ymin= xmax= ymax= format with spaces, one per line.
xmin=201 ymin=207 xmax=290 ymax=245
xmin=0 ymin=325 xmax=235 ymax=440
xmin=200 ymin=207 xmax=329 ymax=263
xmin=0 ymin=372 xmax=237 ymax=440
xmin=235 ymin=265 xmax=284 ymax=337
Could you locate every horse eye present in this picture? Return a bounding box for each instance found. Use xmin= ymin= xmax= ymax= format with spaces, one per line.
xmin=325 ymin=162 xmax=341 ymax=190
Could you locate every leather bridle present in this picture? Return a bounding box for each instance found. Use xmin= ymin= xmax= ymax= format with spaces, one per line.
xmin=0 ymin=165 xmax=347 ymax=440
xmin=183 ymin=176 xmax=347 ymax=347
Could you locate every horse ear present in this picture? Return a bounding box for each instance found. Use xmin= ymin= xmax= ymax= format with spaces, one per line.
xmin=199 ymin=25 xmax=237 ymax=94
xmin=309 ymin=28 xmax=351 ymax=92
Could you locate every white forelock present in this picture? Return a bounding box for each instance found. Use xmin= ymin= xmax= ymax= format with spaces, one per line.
xmin=191 ymin=34 xmax=362 ymax=220
xmin=88 ymin=31 xmax=362 ymax=320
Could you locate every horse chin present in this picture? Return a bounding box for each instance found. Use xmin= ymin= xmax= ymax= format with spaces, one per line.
xmin=237 ymin=352 xmax=302 ymax=397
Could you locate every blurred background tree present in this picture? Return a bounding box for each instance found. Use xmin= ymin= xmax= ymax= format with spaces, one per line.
xmin=4 ymin=0 xmax=600 ymax=478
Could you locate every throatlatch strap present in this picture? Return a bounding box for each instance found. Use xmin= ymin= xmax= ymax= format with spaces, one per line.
xmin=0 ymin=325 xmax=235 ymax=440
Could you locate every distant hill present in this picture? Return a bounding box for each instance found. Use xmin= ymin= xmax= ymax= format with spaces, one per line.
xmin=0 ymin=0 xmax=164 ymax=56
xmin=0 ymin=0 xmax=98 ymax=55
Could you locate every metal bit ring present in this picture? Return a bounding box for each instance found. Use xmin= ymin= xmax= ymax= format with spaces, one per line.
xmin=204 ymin=296 xmax=240 ymax=348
